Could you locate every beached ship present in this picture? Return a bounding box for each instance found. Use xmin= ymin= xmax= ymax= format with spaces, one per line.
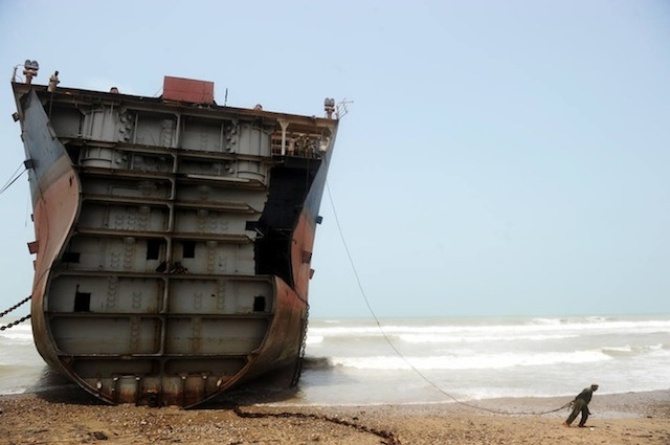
xmin=10 ymin=61 xmax=339 ymax=407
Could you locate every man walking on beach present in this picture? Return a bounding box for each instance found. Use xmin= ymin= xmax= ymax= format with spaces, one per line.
xmin=563 ymin=384 xmax=599 ymax=427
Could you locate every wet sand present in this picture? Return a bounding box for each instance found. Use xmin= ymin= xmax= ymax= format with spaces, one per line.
xmin=0 ymin=389 xmax=668 ymax=444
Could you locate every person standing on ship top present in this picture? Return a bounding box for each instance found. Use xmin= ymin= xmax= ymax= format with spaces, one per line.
xmin=563 ymin=384 xmax=599 ymax=427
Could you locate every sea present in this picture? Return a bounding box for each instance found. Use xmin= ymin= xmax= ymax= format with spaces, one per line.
xmin=1 ymin=314 xmax=669 ymax=406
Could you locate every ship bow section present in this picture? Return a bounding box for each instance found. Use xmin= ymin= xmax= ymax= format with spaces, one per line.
xmin=13 ymin=80 xmax=338 ymax=407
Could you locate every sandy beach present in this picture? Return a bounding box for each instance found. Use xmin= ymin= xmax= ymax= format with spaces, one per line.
xmin=1 ymin=388 xmax=668 ymax=445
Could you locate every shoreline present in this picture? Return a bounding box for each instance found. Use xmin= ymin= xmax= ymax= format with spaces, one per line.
xmin=1 ymin=389 xmax=668 ymax=444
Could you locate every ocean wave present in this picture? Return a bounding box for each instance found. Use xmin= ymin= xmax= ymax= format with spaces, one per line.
xmin=0 ymin=332 xmax=33 ymax=342
xmin=529 ymin=317 xmax=565 ymax=325
xmin=0 ymin=323 xmax=33 ymax=342
xmin=308 ymin=318 xmax=670 ymax=342
xmin=531 ymin=315 xmax=619 ymax=325
xmin=602 ymin=343 xmax=669 ymax=358
xmin=328 ymin=349 xmax=611 ymax=371
xmin=602 ymin=345 xmax=635 ymax=357
xmin=0 ymin=386 xmax=27 ymax=395
xmin=305 ymin=335 xmax=324 ymax=345
xmin=397 ymin=333 xmax=578 ymax=344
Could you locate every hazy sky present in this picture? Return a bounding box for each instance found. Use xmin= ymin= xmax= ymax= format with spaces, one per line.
xmin=1 ymin=1 xmax=669 ymax=319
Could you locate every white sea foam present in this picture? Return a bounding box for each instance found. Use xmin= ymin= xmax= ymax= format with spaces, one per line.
xmin=305 ymin=335 xmax=324 ymax=345
xmin=0 ymin=322 xmax=33 ymax=342
xmin=529 ymin=317 xmax=563 ymax=325
xmin=602 ymin=345 xmax=634 ymax=354
xmin=330 ymin=349 xmax=611 ymax=371
xmin=397 ymin=333 xmax=578 ymax=344
xmin=308 ymin=318 xmax=670 ymax=339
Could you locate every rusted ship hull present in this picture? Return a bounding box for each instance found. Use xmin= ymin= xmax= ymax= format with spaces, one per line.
xmin=12 ymin=72 xmax=338 ymax=407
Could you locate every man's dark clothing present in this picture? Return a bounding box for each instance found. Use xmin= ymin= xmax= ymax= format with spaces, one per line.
xmin=565 ymin=387 xmax=596 ymax=427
